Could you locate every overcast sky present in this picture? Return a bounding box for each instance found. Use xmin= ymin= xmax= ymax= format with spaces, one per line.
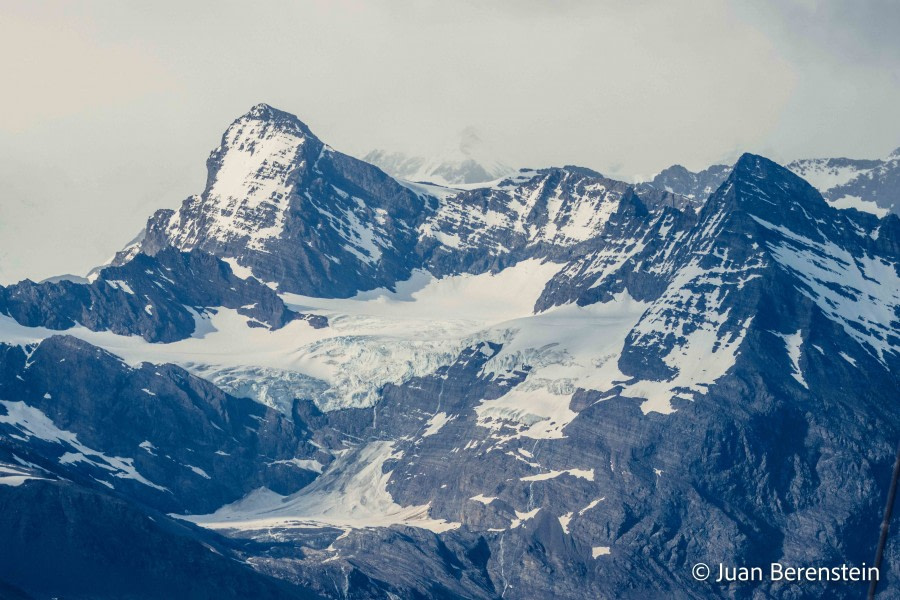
xmin=1 ymin=0 xmax=899 ymax=283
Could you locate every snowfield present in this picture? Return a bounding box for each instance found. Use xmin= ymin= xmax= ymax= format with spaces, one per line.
xmin=0 ymin=260 xmax=565 ymax=414
xmin=182 ymin=441 xmax=460 ymax=534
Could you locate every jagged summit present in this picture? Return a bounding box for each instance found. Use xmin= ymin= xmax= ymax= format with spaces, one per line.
xmin=135 ymin=104 xmax=432 ymax=297
xmin=243 ymin=102 xmax=312 ymax=128
xmin=114 ymin=103 xmax=899 ymax=309
xmin=246 ymin=101 xmax=282 ymax=117
xmin=122 ymin=105 xmax=690 ymax=295
xmin=687 ymin=152 xmax=826 ymax=224
xmin=696 ymin=152 xmax=872 ymax=249
xmin=729 ymin=152 xmax=822 ymax=200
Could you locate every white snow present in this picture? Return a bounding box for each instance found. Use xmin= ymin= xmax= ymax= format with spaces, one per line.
xmin=827 ymin=195 xmax=889 ymax=217
xmin=106 ymin=280 xmax=135 ymax=295
xmin=752 ymin=216 xmax=899 ymax=363
xmin=777 ymin=330 xmax=808 ymax=389
xmin=520 ymin=468 xmax=594 ymax=482
xmin=163 ymin=111 xmax=308 ymax=253
xmin=185 ymin=465 xmax=211 ymax=479
xmin=475 ymin=292 xmax=649 ymax=442
xmin=0 ymin=260 xmax=697 ymax=435
xmin=0 ymin=464 xmax=47 ymax=487
xmin=476 ymin=387 xmax=577 ymax=442
xmin=579 ymin=498 xmax=605 ymax=515
xmin=558 ymin=512 xmax=573 ymax=534
xmin=470 ymin=494 xmax=497 ymax=505
xmin=222 ymin=257 xmax=254 ymax=280
xmin=268 ymin=458 xmax=325 ymax=473
xmin=183 ymin=441 xmax=459 ymax=534
xmin=422 ymin=412 xmax=452 ymax=437
xmin=787 ymin=159 xmax=872 ymax=191
xmin=419 ymin=170 xmax=626 ymax=252
xmin=623 ymin=240 xmax=761 ymax=414
xmin=0 ymin=400 xmax=167 ymax=492
xmin=0 ymin=259 xmax=565 ymax=414
xmin=509 ymin=508 xmax=541 ymax=529
xmin=839 ymin=352 xmax=857 ymax=367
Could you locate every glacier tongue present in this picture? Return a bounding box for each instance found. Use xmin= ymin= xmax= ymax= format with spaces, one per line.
xmin=0 ymin=260 xmax=567 ymax=414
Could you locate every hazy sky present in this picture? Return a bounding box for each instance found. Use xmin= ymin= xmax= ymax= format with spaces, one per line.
xmin=1 ymin=0 xmax=899 ymax=283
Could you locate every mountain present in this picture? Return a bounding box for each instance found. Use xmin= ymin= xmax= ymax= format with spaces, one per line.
xmin=786 ymin=148 xmax=900 ymax=216
xmin=364 ymin=127 xmax=515 ymax=186
xmin=641 ymin=146 xmax=900 ymax=217
xmin=135 ymin=103 xmax=436 ymax=297
xmin=637 ymin=162 xmax=733 ymax=204
xmin=128 ymin=105 xmax=688 ymax=298
xmin=1 ymin=105 xmax=898 ymax=599
xmin=419 ymin=166 xmax=694 ymax=277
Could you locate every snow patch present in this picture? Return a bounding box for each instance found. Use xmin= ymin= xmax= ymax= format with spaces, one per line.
xmin=776 ymin=330 xmax=808 ymax=389
xmin=423 ymin=412 xmax=452 ymax=437
xmin=106 ymin=280 xmax=135 ymax=295
xmin=520 ymin=468 xmax=595 ymax=482
xmin=183 ymin=441 xmax=458 ymax=534
xmin=470 ymin=494 xmax=497 ymax=505
xmin=827 ymin=195 xmax=889 ymax=217
xmin=0 ymin=401 xmax=167 ymax=492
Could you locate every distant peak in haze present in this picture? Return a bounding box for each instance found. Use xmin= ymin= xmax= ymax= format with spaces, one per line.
xmin=365 ymin=127 xmax=516 ymax=186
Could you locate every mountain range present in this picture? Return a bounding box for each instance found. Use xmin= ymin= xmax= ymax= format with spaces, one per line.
xmin=640 ymin=147 xmax=900 ymax=217
xmin=1 ymin=104 xmax=898 ymax=600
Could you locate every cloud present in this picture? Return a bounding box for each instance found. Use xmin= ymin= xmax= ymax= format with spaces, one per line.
xmin=0 ymin=8 xmax=175 ymax=132
xmin=0 ymin=0 xmax=897 ymax=282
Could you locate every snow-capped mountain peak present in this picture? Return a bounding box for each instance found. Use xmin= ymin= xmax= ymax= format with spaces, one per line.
xmin=174 ymin=103 xmax=320 ymax=252
xmin=136 ymin=104 xmax=434 ymax=297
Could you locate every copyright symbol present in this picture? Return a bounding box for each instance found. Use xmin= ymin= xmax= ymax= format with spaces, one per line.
xmin=692 ymin=563 xmax=710 ymax=581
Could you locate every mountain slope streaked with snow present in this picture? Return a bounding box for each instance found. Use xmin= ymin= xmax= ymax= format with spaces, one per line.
xmin=1 ymin=104 xmax=898 ymax=600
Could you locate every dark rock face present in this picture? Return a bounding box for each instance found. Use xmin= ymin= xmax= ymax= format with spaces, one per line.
xmin=137 ymin=104 xmax=436 ymax=298
xmin=231 ymin=326 xmax=898 ymax=599
xmin=220 ymin=154 xmax=899 ymax=600
xmin=0 ymin=480 xmax=321 ymax=600
xmin=0 ymin=104 xmax=897 ymax=600
xmin=0 ymin=247 xmax=325 ymax=342
xmin=0 ymin=335 xmax=324 ymax=514
xmin=643 ymin=151 xmax=900 ymax=217
xmin=535 ymin=189 xmax=698 ymax=310
xmin=132 ymin=104 xmax=696 ymax=299
xmin=418 ymin=167 xmax=693 ymax=278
